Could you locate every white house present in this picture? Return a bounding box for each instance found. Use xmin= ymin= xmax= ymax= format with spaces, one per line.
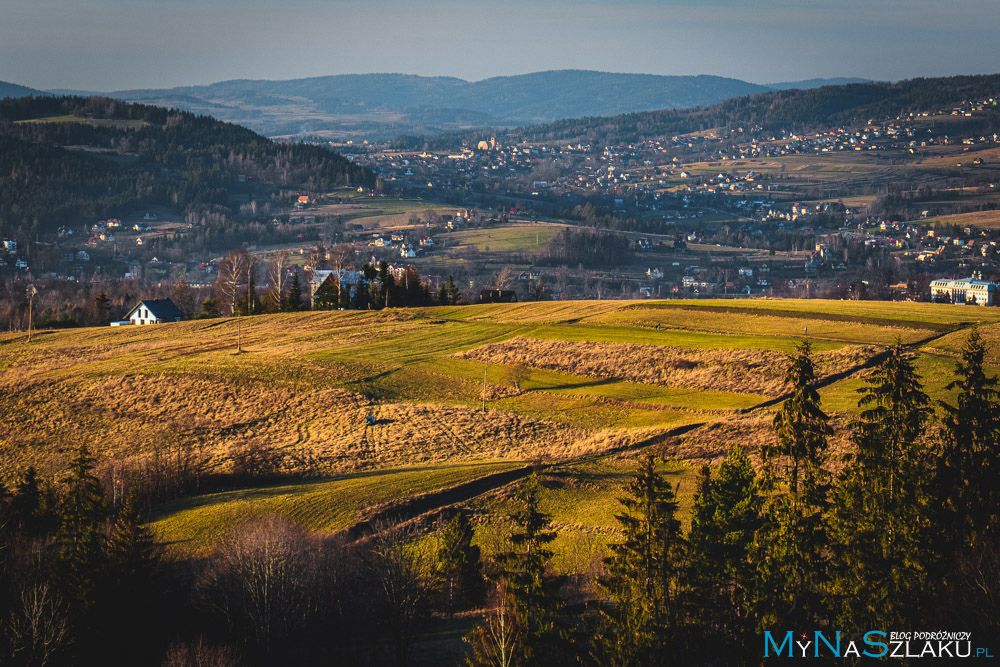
xmin=121 ymin=299 xmax=185 ymax=325
xmin=930 ymin=275 xmax=998 ymax=306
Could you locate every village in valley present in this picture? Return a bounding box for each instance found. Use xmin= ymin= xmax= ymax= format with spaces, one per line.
xmin=5 ymin=92 xmax=1000 ymax=326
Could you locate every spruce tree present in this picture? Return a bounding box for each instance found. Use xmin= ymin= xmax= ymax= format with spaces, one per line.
xmin=446 ymin=275 xmax=461 ymax=305
xmin=50 ymin=445 xmax=108 ymax=659
xmin=285 ymin=272 xmax=303 ymax=312
xmin=688 ymin=445 xmax=761 ymax=658
xmin=756 ymin=341 xmax=832 ymax=629
xmin=768 ymin=340 xmax=832 ymax=502
xmin=469 ymin=475 xmax=566 ymax=665
xmin=104 ymin=490 xmax=160 ymax=666
xmin=594 ymin=454 xmax=686 ymax=666
xmin=938 ymin=328 xmax=1000 ymax=542
xmin=935 ymin=328 xmax=1000 ymax=632
xmin=829 ymin=342 xmax=934 ymax=631
xmin=52 ymin=446 xmax=107 ymax=615
xmin=435 ymin=511 xmax=484 ymax=615
xmin=9 ymin=467 xmax=42 ymax=537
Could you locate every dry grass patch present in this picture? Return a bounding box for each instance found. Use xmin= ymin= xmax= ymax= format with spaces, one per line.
xmin=458 ymin=337 xmax=877 ymax=397
xmin=657 ymin=412 xmax=854 ymax=471
xmin=0 ymin=371 xmax=591 ymax=482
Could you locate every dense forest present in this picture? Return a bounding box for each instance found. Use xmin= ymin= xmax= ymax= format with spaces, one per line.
xmin=396 ymin=74 xmax=1000 ymax=149
xmin=0 ymin=96 xmax=373 ymax=238
xmin=0 ymin=335 xmax=996 ymax=665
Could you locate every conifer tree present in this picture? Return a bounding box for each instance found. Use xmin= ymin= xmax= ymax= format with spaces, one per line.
xmin=435 ymin=511 xmax=484 ymax=615
xmin=688 ymin=445 xmax=761 ymax=657
xmin=935 ymin=328 xmax=1000 ymax=632
xmin=829 ymin=343 xmax=934 ymax=631
xmin=445 ymin=275 xmax=460 ymax=305
xmin=756 ymin=341 xmax=832 ymax=628
xmin=51 ymin=446 xmax=107 ymax=616
xmin=104 ymin=489 xmax=160 ymax=666
xmin=9 ymin=467 xmax=42 ymax=537
xmin=106 ymin=490 xmax=157 ymax=583
xmin=285 ymin=272 xmax=303 ymax=312
xmin=469 ymin=475 xmax=566 ymax=666
xmin=768 ymin=340 xmax=832 ymax=502
xmin=594 ymin=454 xmax=686 ymax=666
xmin=937 ymin=328 xmax=1000 ymax=542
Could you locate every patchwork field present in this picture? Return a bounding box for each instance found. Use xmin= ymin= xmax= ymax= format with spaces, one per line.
xmin=2 ymin=298 xmax=996 ymax=559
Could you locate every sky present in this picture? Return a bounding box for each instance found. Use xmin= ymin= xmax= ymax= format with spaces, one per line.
xmin=2 ymin=0 xmax=998 ymax=91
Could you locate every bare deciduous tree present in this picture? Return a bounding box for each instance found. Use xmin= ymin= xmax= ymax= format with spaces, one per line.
xmin=214 ymin=249 xmax=251 ymax=317
xmin=365 ymin=524 xmax=432 ymax=667
xmin=266 ymin=250 xmax=290 ymax=313
xmin=161 ymin=637 xmax=241 ymax=667
xmin=5 ymin=583 xmax=71 ymax=666
xmin=200 ymin=517 xmax=321 ymax=659
xmin=492 ymin=265 xmax=515 ymax=291
xmin=466 ymin=580 xmax=521 ymax=667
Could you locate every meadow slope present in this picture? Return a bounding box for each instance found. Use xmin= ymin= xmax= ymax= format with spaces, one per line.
xmin=2 ymin=298 xmax=997 ymax=555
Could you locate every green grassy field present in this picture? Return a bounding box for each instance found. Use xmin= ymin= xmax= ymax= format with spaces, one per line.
xmin=467 ymin=457 xmax=699 ymax=576
xmin=440 ymin=223 xmax=564 ymax=253
xmin=1 ymin=298 xmax=992 ymax=560
xmin=149 ymin=461 xmax=521 ymax=553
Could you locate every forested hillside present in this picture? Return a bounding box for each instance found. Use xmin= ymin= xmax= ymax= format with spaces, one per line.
xmin=0 ymin=80 xmax=43 ymax=99
xmin=407 ymin=74 xmax=1000 ymax=148
xmin=0 ymin=96 xmax=373 ymax=237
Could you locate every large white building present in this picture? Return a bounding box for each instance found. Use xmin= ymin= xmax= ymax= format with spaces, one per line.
xmin=930 ymin=276 xmax=997 ymax=306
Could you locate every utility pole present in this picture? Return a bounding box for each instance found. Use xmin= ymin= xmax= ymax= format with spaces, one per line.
xmin=26 ymin=285 xmax=37 ymax=343
xmin=482 ymin=360 xmax=488 ymax=412
xmin=237 ymin=312 xmax=242 ymax=353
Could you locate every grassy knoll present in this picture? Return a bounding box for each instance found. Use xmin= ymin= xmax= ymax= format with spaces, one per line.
xmin=439 ymin=223 xmax=564 ymax=253
xmin=3 ymin=298 xmax=993 ymax=560
xmin=657 ymin=298 xmax=1000 ymax=327
xmin=585 ymin=303 xmax=940 ymax=345
xmin=150 ymin=461 xmax=520 ymax=553
xmin=0 ymin=299 xmax=984 ymax=482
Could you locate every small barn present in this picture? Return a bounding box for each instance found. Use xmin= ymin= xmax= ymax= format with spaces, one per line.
xmin=121 ymin=299 xmax=185 ymax=325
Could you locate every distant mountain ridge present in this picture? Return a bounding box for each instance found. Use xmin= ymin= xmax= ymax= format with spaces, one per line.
xmin=763 ymin=77 xmax=872 ymax=91
xmin=42 ymin=71 xmax=866 ymax=139
xmin=470 ymin=74 xmax=1000 ymax=147
xmin=0 ymin=80 xmax=46 ymax=99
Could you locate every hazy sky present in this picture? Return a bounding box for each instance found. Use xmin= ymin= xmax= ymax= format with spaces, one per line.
xmin=3 ymin=0 xmax=998 ymax=91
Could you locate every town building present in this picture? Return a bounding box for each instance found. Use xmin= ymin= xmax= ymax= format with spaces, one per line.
xmin=930 ymin=276 xmax=998 ymax=305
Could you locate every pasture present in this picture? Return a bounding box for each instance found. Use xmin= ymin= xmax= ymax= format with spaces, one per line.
xmin=1 ymin=298 xmax=993 ymax=560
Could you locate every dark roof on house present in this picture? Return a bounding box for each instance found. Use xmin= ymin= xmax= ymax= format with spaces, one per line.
xmin=127 ymin=298 xmax=185 ymax=321
xmin=477 ymin=289 xmax=518 ymax=304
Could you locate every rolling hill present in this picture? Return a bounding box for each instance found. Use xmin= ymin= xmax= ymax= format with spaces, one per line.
xmin=2 ymin=298 xmax=997 ymax=555
xmin=449 ymin=73 xmax=1000 ymax=146
xmin=0 ymin=95 xmax=372 ymax=236
xmin=54 ymin=71 xmax=862 ymax=139
xmin=0 ymin=79 xmax=45 ymax=99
